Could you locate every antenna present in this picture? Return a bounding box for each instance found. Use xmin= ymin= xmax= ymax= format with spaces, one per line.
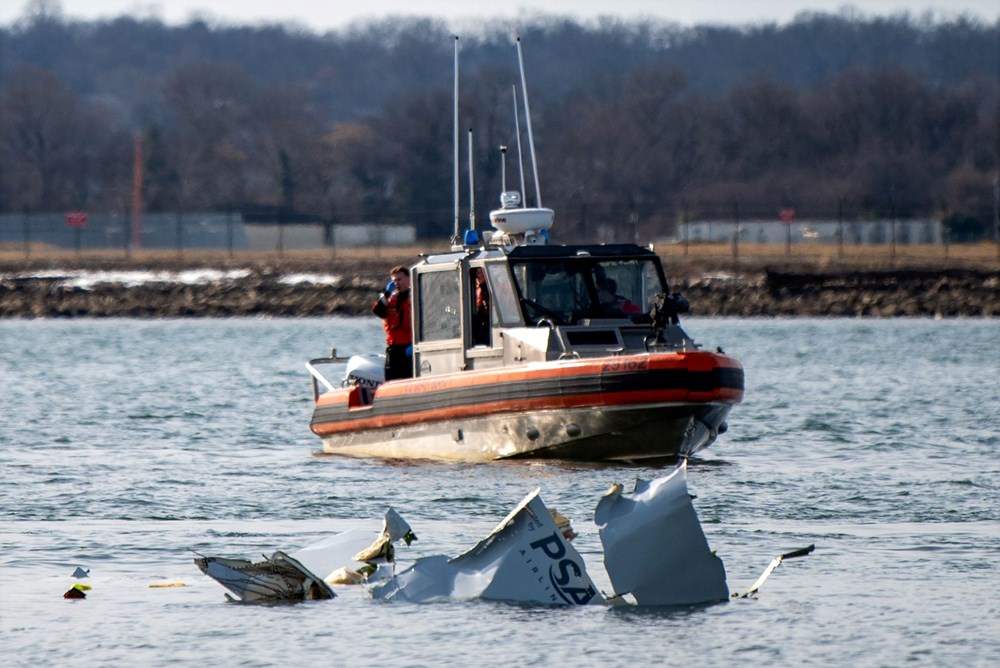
xmin=516 ymin=38 xmax=542 ymax=208
xmin=512 ymin=85 xmax=527 ymax=206
xmin=468 ymin=128 xmax=475 ymax=231
xmin=453 ymin=36 xmax=460 ymax=240
xmin=500 ymin=145 xmax=507 ymax=193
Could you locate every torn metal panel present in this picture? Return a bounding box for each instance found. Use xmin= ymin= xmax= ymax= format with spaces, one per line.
xmin=382 ymin=508 xmax=415 ymax=543
xmin=288 ymin=528 xmax=383 ymax=581
xmin=737 ymin=544 xmax=815 ymax=598
xmin=594 ymin=460 xmax=729 ymax=606
xmin=371 ymin=490 xmax=601 ymax=605
xmin=194 ymin=551 xmax=335 ymax=602
xmin=287 ymin=509 xmax=414 ymax=582
xmin=197 ymin=510 xmax=414 ymax=601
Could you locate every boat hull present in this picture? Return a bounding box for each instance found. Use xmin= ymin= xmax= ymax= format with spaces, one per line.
xmin=311 ymin=352 xmax=743 ymax=462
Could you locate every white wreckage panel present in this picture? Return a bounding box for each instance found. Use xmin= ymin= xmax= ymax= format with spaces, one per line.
xmin=196 ymin=463 xmax=766 ymax=607
xmin=194 ymin=510 xmax=413 ymax=602
xmin=595 ymin=461 xmax=729 ymax=605
xmin=291 ymin=508 xmax=413 ymax=580
xmin=370 ymin=489 xmax=600 ymax=605
xmin=194 ymin=551 xmax=335 ymax=602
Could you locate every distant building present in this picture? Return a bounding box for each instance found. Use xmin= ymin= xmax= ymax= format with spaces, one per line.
xmin=670 ymin=219 xmax=944 ymax=245
xmin=331 ymin=224 xmax=417 ymax=247
xmin=242 ymin=221 xmax=416 ymax=250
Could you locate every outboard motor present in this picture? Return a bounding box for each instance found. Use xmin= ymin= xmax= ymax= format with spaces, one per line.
xmin=343 ymin=354 xmax=386 ymax=389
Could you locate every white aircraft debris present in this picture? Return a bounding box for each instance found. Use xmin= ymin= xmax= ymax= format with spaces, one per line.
xmin=737 ymin=544 xmax=816 ymax=598
xmin=370 ymin=489 xmax=600 ymax=605
xmin=195 ymin=463 xmax=813 ymax=607
xmin=595 ymin=462 xmax=729 ymax=605
xmin=193 ymin=509 xmax=416 ymax=602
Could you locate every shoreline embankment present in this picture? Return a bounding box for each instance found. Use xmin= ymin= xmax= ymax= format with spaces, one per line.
xmin=1 ymin=252 xmax=997 ymax=318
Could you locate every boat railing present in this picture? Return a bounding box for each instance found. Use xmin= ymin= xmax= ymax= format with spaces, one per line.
xmin=306 ymin=348 xmax=352 ymax=401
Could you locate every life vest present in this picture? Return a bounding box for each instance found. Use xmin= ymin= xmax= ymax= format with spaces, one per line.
xmin=373 ymin=289 xmax=412 ymax=346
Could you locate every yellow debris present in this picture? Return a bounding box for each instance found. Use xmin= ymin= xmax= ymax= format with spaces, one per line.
xmin=352 ymin=535 xmax=394 ymax=563
xmin=549 ymin=509 xmax=578 ymax=541
xmin=325 ymin=567 xmax=365 ymax=585
xmin=148 ymin=581 xmax=189 ymax=588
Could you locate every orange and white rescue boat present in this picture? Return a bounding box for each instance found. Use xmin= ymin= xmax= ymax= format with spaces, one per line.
xmin=307 ymin=232 xmax=744 ymax=462
xmin=305 ymin=39 xmax=743 ymax=462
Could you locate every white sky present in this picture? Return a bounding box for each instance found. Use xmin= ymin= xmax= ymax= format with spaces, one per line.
xmin=2 ymin=0 xmax=998 ymax=30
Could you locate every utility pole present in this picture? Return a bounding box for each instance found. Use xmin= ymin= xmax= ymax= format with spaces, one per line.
xmin=837 ymin=197 xmax=845 ymax=260
xmin=889 ymin=184 xmax=896 ymax=261
xmin=993 ymin=173 xmax=999 ymax=262
xmin=732 ymin=197 xmax=740 ymax=261
xmin=682 ymin=200 xmax=689 ymax=256
xmin=131 ymin=134 xmax=143 ymax=250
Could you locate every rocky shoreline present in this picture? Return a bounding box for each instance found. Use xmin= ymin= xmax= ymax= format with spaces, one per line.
xmin=0 ymin=259 xmax=997 ymax=318
xmin=685 ymin=268 xmax=998 ymax=317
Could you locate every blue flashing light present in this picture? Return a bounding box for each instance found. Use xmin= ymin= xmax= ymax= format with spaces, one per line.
xmin=539 ymin=229 xmax=549 ymax=242
xmin=463 ymin=229 xmax=480 ymax=246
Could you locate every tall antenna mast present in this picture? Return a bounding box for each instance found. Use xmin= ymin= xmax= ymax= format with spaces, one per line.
xmin=515 ymin=38 xmax=542 ymax=208
xmin=500 ymin=145 xmax=507 ymax=193
xmin=453 ymin=36 xmax=460 ymax=240
xmin=512 ymin=85 xmax=527 ymax=205
xmin=468 ymin=128 xmax=475 ymax=231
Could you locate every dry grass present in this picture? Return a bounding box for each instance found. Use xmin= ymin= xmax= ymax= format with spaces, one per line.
xmin=658 ymin=241 xmax=1000 ymax=273
xmin=0 ymin=243 xmax=448 ymax=273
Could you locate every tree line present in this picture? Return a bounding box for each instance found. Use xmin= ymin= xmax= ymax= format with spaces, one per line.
xmin=0 ymin=6 xmax=997 ymax=240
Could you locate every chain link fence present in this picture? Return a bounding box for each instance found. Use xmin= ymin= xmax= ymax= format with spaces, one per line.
xmin=1 ymin=210 xmax=997 ymax=264
xmin=0 ymin=212 xmax=245 ymax=257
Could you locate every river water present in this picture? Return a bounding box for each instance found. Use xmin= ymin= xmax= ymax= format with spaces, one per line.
xmin=1 ymin=317 xmax=998 ymax=666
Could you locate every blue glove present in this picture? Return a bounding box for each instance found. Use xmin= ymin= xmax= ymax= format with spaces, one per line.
xmin=385 ymin=280 xmax=396 ymax=294
xmin=405 ymin=345 xmax=412 ymax=357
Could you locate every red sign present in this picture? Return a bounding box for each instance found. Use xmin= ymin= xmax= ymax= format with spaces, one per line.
xmin=779 ymin=208 xmax=796 ymax=224
xmin=65 ymin=212 xmax=88 ymax=228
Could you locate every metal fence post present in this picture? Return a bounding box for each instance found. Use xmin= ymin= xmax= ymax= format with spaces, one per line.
xmin=837 ymin=198 xmax=845 ymax=259
xmin=993 ymin=173 xmax=999 ymax=263
xmin=22 ymin=211 xmax=30 ymax=259
xmin=732 ymin=198 xmax=740 ymax=260
xmin=277 ymin=216 xmax=285 ymax=257
xmin=890 ymin=185 xmax=896 ymax=260
xmin=176 ymin=211 xmax=183 ymax=259
xmin=226 ymin=209 xmax=234 ymax=259
xmin=682 ymin=201 xmax=689 ymax=256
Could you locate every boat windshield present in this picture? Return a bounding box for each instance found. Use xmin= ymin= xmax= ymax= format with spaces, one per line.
xmin=509 ymin=258 xmax=665 ymax=325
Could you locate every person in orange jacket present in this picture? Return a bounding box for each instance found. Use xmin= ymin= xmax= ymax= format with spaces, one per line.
xmin=471 ymin=267 xmax=491 ymax=346
xmin=372 ymin=265 xmax=413 ymax=381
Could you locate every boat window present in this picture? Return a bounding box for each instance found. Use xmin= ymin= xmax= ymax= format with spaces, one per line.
xmin=510 ymin=258 xmax=665 ymax=324
xmin=593 ymin=260 xmax=664 ymax=315
xmin=510 ymin=261 xmax=591 ymax=325
xmin=418 ymin=270 xmax=461 ymax=341
xmin=486 ymin=264 xmax=521 ymax=325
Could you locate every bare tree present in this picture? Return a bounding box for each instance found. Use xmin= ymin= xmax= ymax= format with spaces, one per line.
xmin=0 ymin=65 xmax=106 ymax=211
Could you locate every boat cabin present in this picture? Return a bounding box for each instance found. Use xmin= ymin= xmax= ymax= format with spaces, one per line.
xmin=410 ymin=243 xmax=695 ymax=378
